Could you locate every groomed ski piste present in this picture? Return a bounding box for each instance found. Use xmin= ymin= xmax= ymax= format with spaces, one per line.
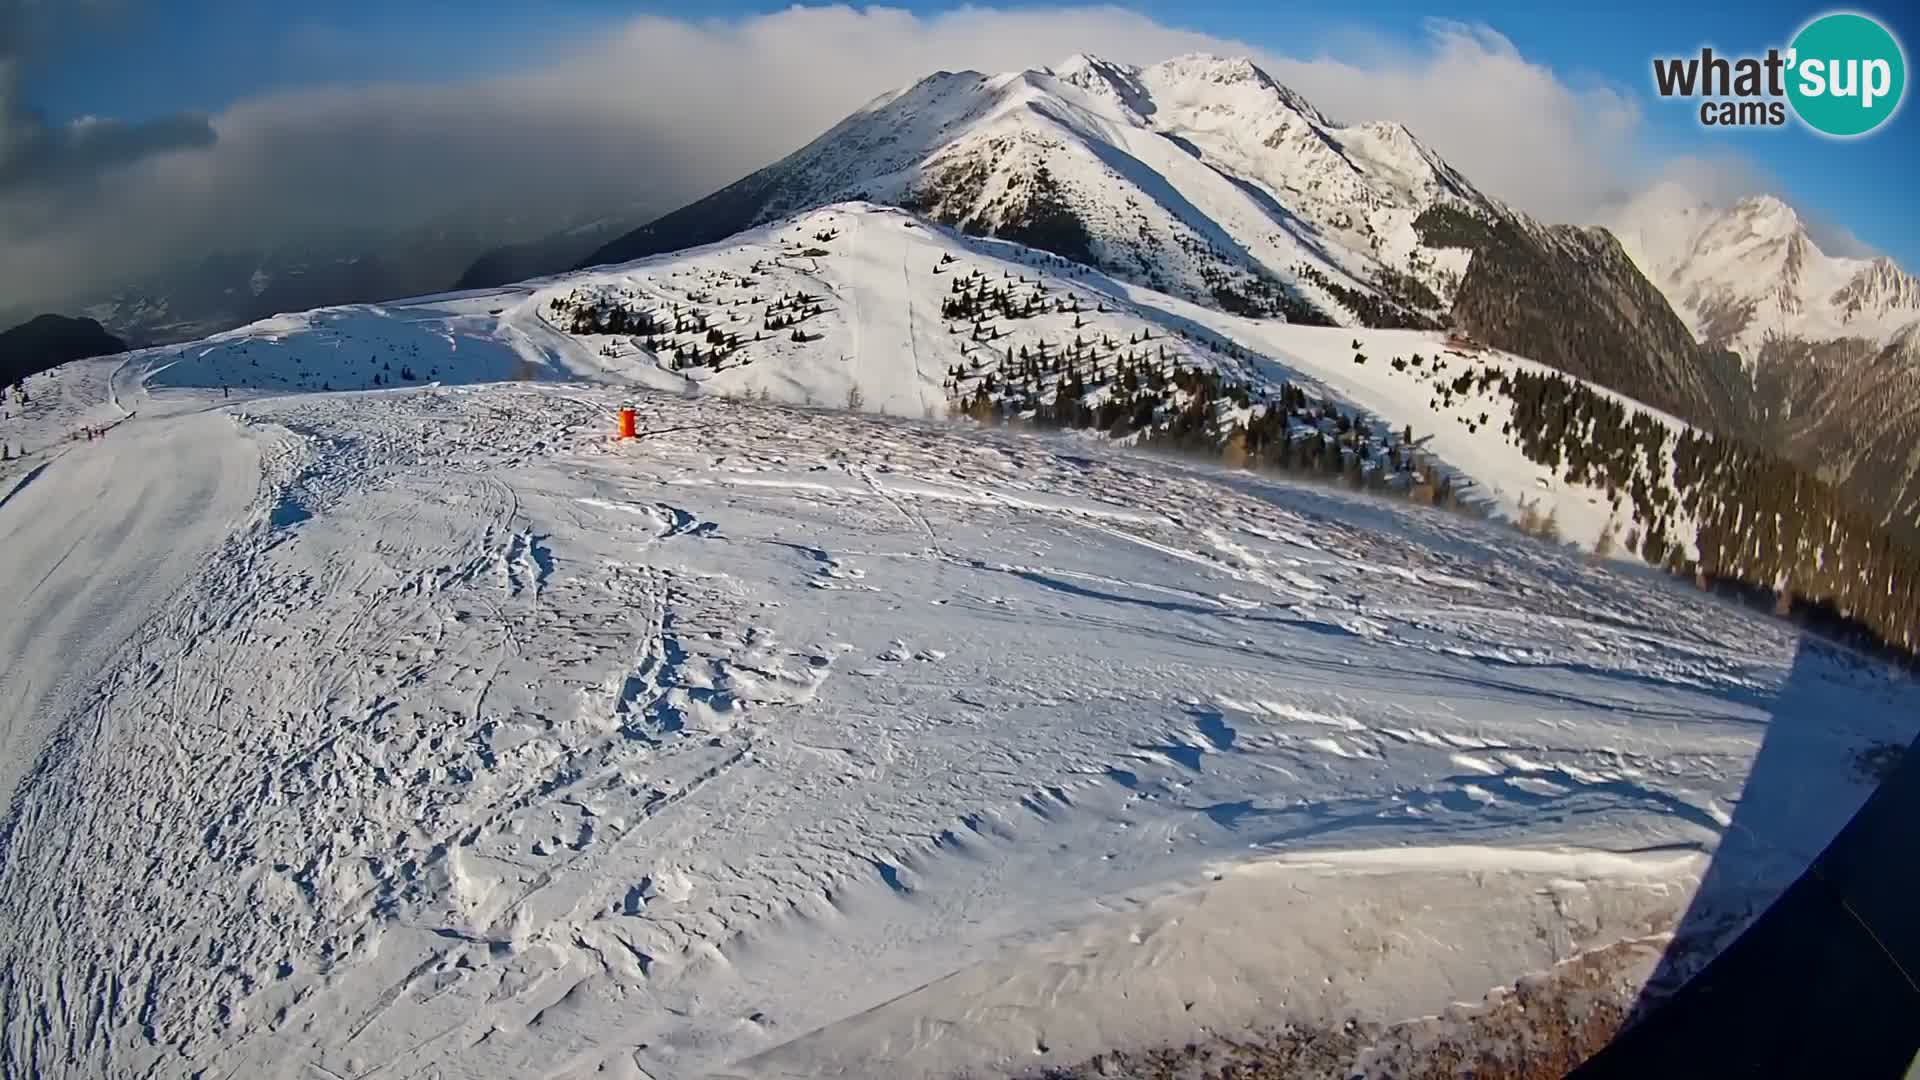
xmin=1 ymin=204 xmax=1915 ymax=1079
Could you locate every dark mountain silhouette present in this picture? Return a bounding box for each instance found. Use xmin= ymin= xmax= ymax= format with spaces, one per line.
xmin=576 ymin=169 xmax=788 ymax=272
xmin=454 ymin=220 xmax=636 ymax=292
xmin=1413 ymin=205 xmax=1752 ymax=434
xmin=0 ymin=315 xmax=128 ymax=385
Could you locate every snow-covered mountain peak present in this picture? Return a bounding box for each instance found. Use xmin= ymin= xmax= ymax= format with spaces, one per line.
xmin=1041 ymin=53 xmax=1341 ymax=134
xmin=1151 ymin=52 xmax=1281 ymax=90
xmin=1697 ymin=195 xmax=1807 ymax=255
xmin=584 ymin=52 xmax=1512 ymax=328
xmin=1833 ymin=255 xmax=1920 ymax=320
xmin=1611 ymin=187 xmax=1918 ymax=359
xmin=1045 ymin=52 xmax=1156 ymax=117
xmin=1047 ymin=51 xmax=1124 ymax=83
xmin=1731 ymin=193 xmax=1801 ymax=231
xmin=1137 ymin=53 xmax=1331 ymax=128
xmin=1341 ymin=120 xmax=1483 ymax=204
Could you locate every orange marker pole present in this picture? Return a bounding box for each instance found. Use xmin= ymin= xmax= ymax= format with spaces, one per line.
xmin=617 ymin=407 xmax=637 ymax=440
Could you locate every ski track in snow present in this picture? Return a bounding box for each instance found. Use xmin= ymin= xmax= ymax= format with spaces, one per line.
xmin=0 ymin=405 xmax=259 ymax=803
xmin=0 ymin=376 xmax=1913 ymax=1080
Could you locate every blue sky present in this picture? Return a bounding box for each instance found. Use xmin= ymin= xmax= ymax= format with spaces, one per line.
xmin=17 ymin=1 xmax=1920 ymax=270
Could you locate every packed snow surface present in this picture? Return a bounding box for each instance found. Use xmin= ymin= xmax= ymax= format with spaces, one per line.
xmin=1 ymin=206 xmax=1915 ymax=1079
xmin=3 ymin=379 xmax=1912 ymax=1078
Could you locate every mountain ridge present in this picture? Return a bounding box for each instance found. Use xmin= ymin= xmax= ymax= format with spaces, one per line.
xmin=578 ymin=53 xmax=1502 ymax=331
xmin=572 ymin=54 xmax=1773 ymax=444
xmin=1610 ymin=187 xmax=1920 ymax=537
xmin=0 ymin=315 xmax=128 ymax=387
xmin=574 ymin=52 xmax=1915 ymax=539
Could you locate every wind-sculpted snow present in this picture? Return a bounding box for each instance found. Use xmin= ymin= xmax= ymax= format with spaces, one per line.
xmin=1 ymin=377 xmax=1913 ymax=1079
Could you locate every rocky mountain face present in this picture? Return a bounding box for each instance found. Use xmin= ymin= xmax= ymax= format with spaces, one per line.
xmin=1612 ymin=188 xmax=1920 ymax=359
xmin=1416 ymin=206 xmax=1751 ymax=432
xmin=1612 ymin=188 xmax=1920 ymax=537
xmin=0 ymin=315 xmax=128 ymax=386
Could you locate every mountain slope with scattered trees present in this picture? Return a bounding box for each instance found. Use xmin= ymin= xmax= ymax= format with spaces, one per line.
xmin=162 ymin=202 xmax=1920 ymax=655
xmin=1747 ymin=330 xmax=1920 ymax=542
xmin=566 ymin=52 xmax=1920 ymax=545
xmin=1413 ymin=206 xmax=1750 ymax=433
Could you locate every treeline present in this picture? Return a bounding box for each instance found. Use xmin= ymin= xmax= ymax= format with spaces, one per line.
xmin=937 ymin=260 xmax=1105 ymax=325
xmin=988 ymin=166 xmax=1097 ymax=265
xmin=1204 ymin=266 xmax=1334 ymax=325
xmin=1405 ymin=204 xmax=1918 ymax=655
xmin=949 ymin=337 xmax=1919 ymax=656
xmin=1500 ymin=368 xmax=1918 ymax=655
xmin=1413 ymin=204 xmax=1750 ymax=436
xmin=1291 ymin=262 xmax=1437 ymax=331
xmin=907 ymin=162 xmax=1098 ymax=267
xmin=1677 ymin=434 xmax=1918 ymax=655
xmin=946 ymin=349 xmax=1458 ymax=504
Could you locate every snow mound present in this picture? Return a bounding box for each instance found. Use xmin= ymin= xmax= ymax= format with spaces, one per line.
xmin=134 ymin=298 xmax=565 ymax=396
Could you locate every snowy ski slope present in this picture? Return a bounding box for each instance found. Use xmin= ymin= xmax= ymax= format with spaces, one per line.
xmin=1 ymin=204 xmax=1915 ymax=1079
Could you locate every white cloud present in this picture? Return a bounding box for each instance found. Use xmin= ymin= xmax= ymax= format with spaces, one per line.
xmin=1640 ymin=152 xmax=1776 ymax=208
xmin=1799 ymin=213 xmax=1882 ymax=259
xmin=1250 ymin=20 xmax=1646 ymax=226
xmin=0 ymin=4 xmax=1840 ymax=311
xmin=1617 ymin=153 xmax=1884 ymax=260
xmin=1 ymin=5 xmax=1239 ymax=308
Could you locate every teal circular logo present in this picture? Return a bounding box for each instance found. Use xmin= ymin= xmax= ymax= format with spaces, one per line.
xmin=1787 ymin=12 xmax=1906 ymax=136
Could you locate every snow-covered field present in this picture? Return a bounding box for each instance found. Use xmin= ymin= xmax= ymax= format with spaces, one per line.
xmin=0 ymin=356 xmax=134 ymax=467
xmin=2 ymin=204 xmax=1917 ymax=1079
xmin=2 ymin=357 xmax=1914 ymax=1078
